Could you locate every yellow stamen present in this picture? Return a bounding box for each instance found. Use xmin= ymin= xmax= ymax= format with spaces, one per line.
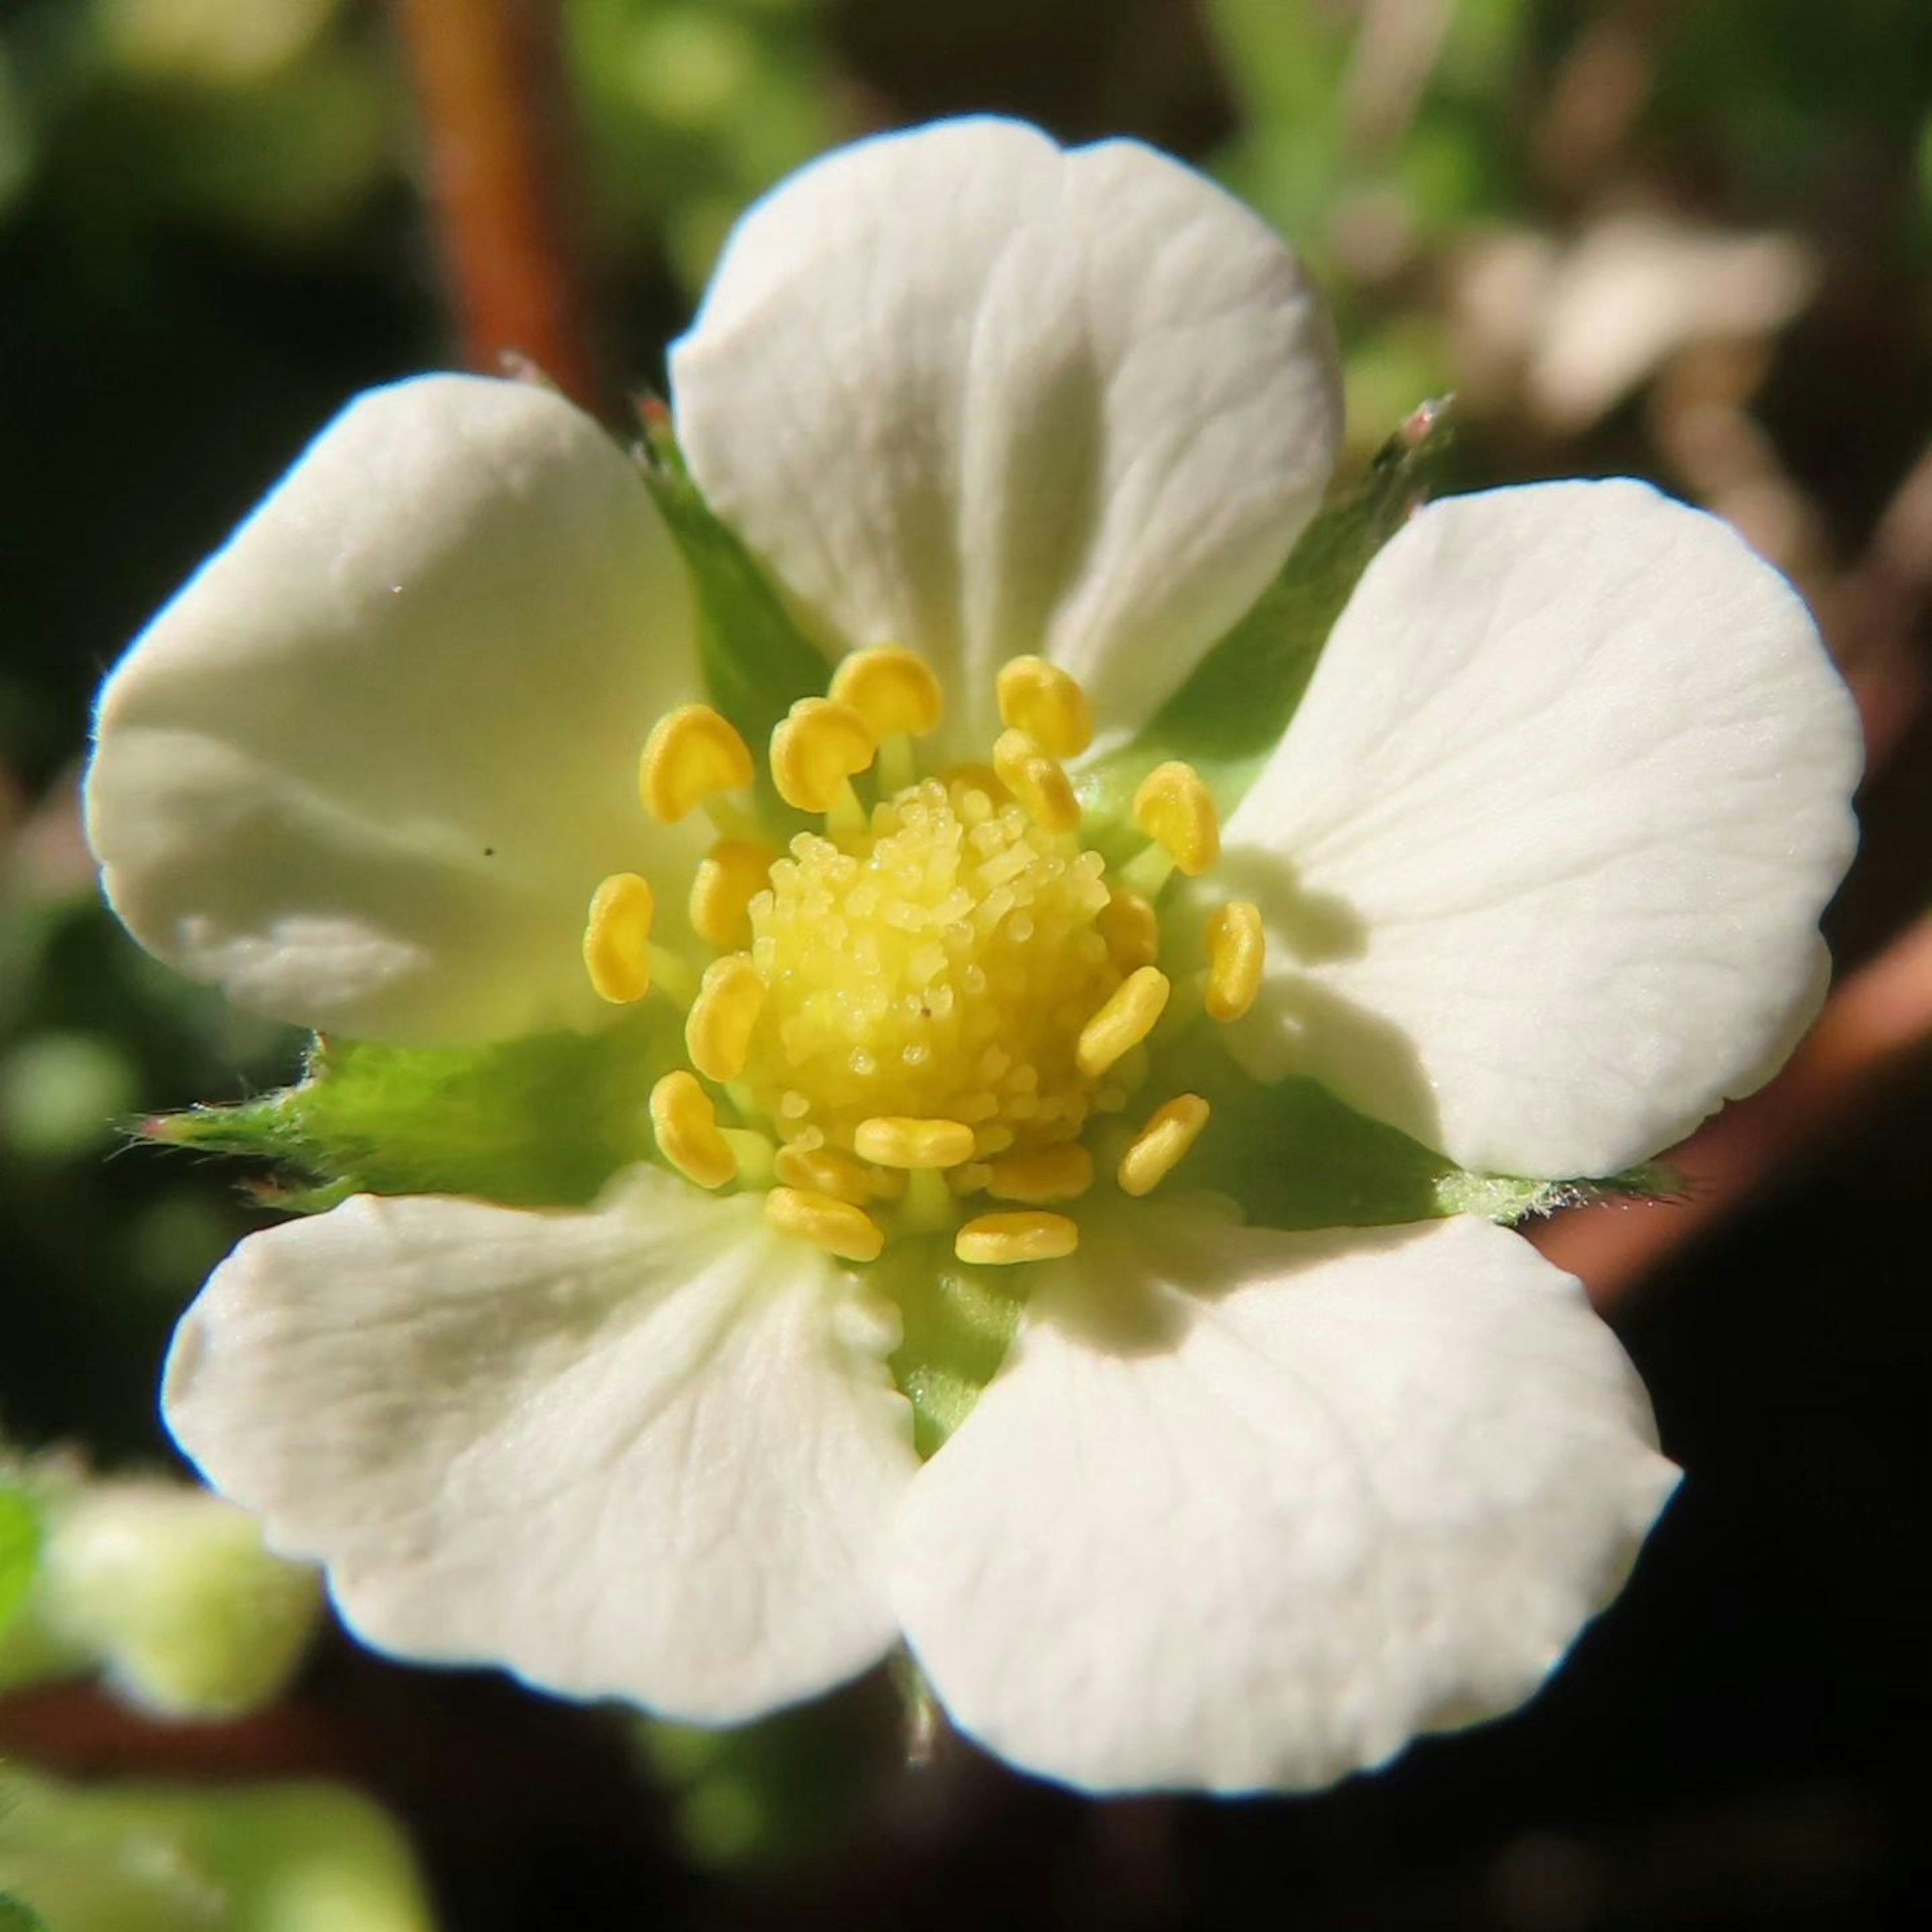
xmin=582 ymin=872 xmax=655 ymax=1004
xmin=996 ymin=656 xmax=1094 ymax=759
xmin=829 ymin=647 xmax=944 ymax=740
xmin=763 ymin=1185 xmax=886 ymax=1262
xmin=955 ymin=1210 xmax=1080 ymax=1265
xmin=1205 ymin=900 xmax=1265 ymax=1023
xmin=689 ymin=837 xmax=779 ymax=950
xmin=639 ymin=705 xmax=754 ymax=823
xmin=685 ymin=953 xmax=766 ymax=1083
xmin=984 ymin=1142 xmax=1093 ymax=1204
xmin=1076 ymin=965 xmax=1171 ymax=1079
xmin=774 ymin=1144 xmax=892 ymax=1206
xmin=853 ymin=1115 xmax=978 ymax=1170
xmin=770 ymin=697 xmax=876 ymax=815
xmin=1132 ymin=761 xmax=1220 ymax=876
xmin=992 ymin=728 xmax=1080 ymax=834
xmin=649 ymin=1071 xmax=738 ymax=1189
xmin=1097 ymin=888 xmax=1160 ymax=972
xmin=1117 ymin=1093 xmax=1210 ymax=1197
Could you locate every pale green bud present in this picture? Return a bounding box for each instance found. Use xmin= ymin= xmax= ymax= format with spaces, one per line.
xmin=30 ymin=1479 xmax=323 ymax=1720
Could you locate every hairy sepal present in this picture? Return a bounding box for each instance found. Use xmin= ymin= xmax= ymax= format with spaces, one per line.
xmin=144 ymin=1008 xmax=685 ymax=1211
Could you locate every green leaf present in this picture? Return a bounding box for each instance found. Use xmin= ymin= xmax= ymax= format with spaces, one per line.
xmin=638 ymin=407 xmax=829 ymax=796
xmin=0 ymin=1489 xmax=40 ymax=1640
xmin=0 ymin=1895 xmax=51 ymax=1932
xmin=149 ymin=1008 xmax=687 ymax=1211
xmin=1082 ymin=399 xmax=1455 ymax=822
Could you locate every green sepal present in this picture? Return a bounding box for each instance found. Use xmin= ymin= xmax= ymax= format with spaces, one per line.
xmin=877 ymin=1236 xmax=1026 ymax=1457
xmin=1080 ymin=398 xmax=1455 ymax=824
xmin=636 ymin=402 xmax=828 ymax=807
xmin=147 ymin=1007 xmax=686 ymax=1211
xmin=1167 ymin=1029 xmax=1680 ymax=1232
xmin=0 ymin=1488 xmax=41 ymax=1640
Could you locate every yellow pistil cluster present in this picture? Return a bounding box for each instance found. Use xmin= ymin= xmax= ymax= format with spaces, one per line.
xmin=580 ymin=648 xmax=1268 ymax=1269
xmin=742 ymin=776 xmax=1120 ymax=1158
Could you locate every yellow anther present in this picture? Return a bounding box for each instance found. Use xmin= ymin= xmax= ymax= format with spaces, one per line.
xmin=955 ymin=1210 xmax=1080 ymax=1265
xmin=1097 ymin=888 xmax=1160 ymax=972
xmin=649 ymin=1071 xmax=738 ymax=1189
xmin=1118 ymin=1093 xmax=1210 ymax=1198
xmin=685 ymin=953 xmax=766 ymax=1083
xmin=985 ymin=1142 xmax=1094 ymax=1204
xmin=996 ymin=656 xmax=1094 ymax=759
xmin=689 ymin=838 xmax=778 ymax=950
xmin=763 ymin=1186 xmax=886 ymax=1263
xmin=1076 ymin=965 xmax=1171 ymax=1080
xmin=853 ymin=1116 xmax=978 ymax=1170
xmin=992 ymin=728 xmax=1080 ymax=834
xmin=639 ymin=704 xmax=754 ymax=823
xmin=1205 ymin=900 xmax=1266 ymax=1023
xmin=1132 ymin=761 xmax=1220 ymax=876
xmin=774 ymin=1144 xmax=886 ymax=1206
xmin=770 ymin=698 xmax=876 ymax=815
xmin=582 ymin=872 xmax=655 ymax=1004
xmin=829 ymin=647 xmax=944 ymax=740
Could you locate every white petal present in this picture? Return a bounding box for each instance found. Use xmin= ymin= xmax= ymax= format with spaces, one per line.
xmin=1220 ymin=481 xmax=1862 ymax=1177
xmin=895 ymin=1206 xmax=1677 ymax=1795
xmin=670 ymin=117 xmax=1340 ymax=750
xmin=165 ymin=1173 xmax=918 ymax=1721
xmin=86 ymin=375 xmax=701 ymax=1045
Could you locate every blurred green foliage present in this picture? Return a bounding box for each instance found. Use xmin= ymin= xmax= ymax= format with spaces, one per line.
xmin=0 ymin=1771 xmax=436 ymax=1932
xmin=569 ymin=0 xmax=844 ymax=293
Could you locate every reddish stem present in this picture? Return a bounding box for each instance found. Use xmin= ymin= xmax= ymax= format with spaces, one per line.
xmin=392 ymin=0 xmax=603 ymax=413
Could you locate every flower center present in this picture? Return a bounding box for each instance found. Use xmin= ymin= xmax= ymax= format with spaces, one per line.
xmin=581 ymin=650 xmax=1269 ymax=1267
xmin=743 ymin=775 xmax=1121 ymax=1162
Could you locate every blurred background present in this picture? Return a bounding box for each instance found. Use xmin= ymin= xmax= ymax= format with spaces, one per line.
xmin=2 ymin=0 xmax=1928 ymax=1925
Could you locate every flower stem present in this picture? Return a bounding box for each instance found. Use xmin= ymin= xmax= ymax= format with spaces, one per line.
xmin=392 ymin=0 xmax=604 ymax=414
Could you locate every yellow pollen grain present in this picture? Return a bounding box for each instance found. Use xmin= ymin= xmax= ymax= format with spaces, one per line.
xmin=830 ymin=647 xmax=944 ymax=740
xmin=686 ymin=953 xmax=766 ymax=1083
xmin=639 ymin=704 xmax=754 ymax=823
xmin=763 ymin=1185 xmax=886 ymax=1262
xmin=1205 ymin=900 xmax=1265 ymax=1022
xmin=984 ymin=1142 xmax=1093 ymax=1204
xmin=955 ymin=1210 xmax=1080 ymax=1265
xmin=770 ymin=697 xmax=876 ymax=815
xmin=996 ymin=656 xmax=1094 ymax=759
xmin=1118 ymin=1093 xmax=1210 ymax=1197
xmin=1097 ymin=888 xmax=1160 ymax=972
xmin=1132 ymin=761 xmax=1220 ymax=876
xmin=1076 ymin=965 xmax=1170 ymax=1080
xmin=854 ymin=1115 xmax=977 ymax=1170
xmin=582 ymin=872 xmax=655 ymax=1004
xmin=689 ymin=838 xmax=778 ymax=949
xmin=649 ymin=1071 xmax=738 ymax=1189
xmin=993 ymin=728 xmax=1080 ymax=834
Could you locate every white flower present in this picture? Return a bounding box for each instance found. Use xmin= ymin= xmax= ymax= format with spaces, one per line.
xmin=83 ymin=118 xmax=1860 ymax=1794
